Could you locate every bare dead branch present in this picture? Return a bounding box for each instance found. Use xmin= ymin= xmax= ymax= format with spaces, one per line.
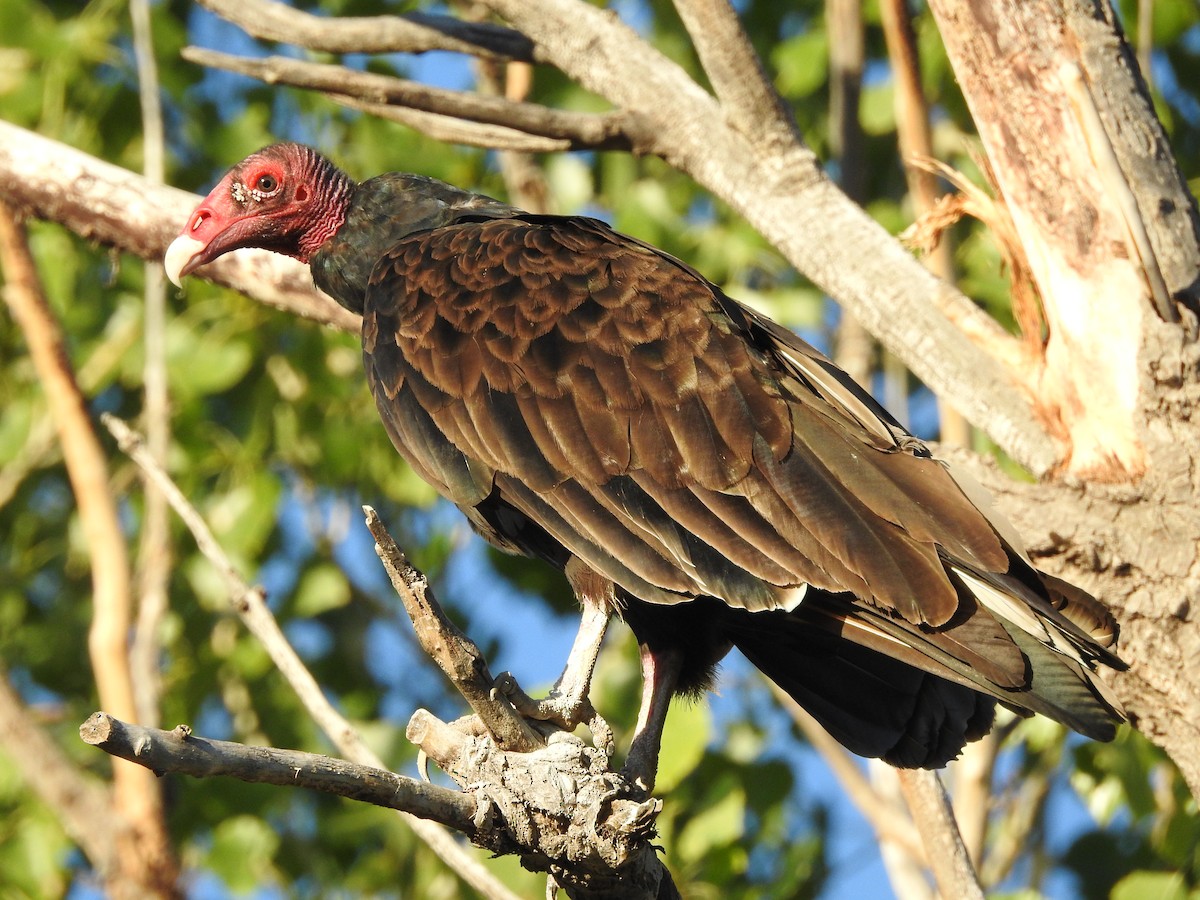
xmin=896 ymin=769 xmax=985 ymax=900
xmin=878 ymin=0 xmax=972 ymax=445
xmin=950 ymin=729 xmax=1001 ymax=870
xmin=480 ymin=58 xmax=556 ymax=213
xmin=99 ymin=414 xmax=522 ymax=900
xmin=100 ymin=415 xmax=673 ymax=897
xmin=0 ymin=202 xmax=179 ymax=896
xmin=196 ymin=0 xmax=535 ymax=61
xmin=80 ymin=713 xmax=481 ymax=833
xmin=332 ymin=95 xmax=574 ymax=153
xmin=183 ymin=48 xmax=634 ymax=151
xmin=363 ymin=506 xmax=544 ymax=753
xmin=0 ymin=121 xmax=358 ymax=333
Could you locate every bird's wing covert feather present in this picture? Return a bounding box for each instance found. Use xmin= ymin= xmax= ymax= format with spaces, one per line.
xmin=362 ymin=215 xmax=1011 ymax=624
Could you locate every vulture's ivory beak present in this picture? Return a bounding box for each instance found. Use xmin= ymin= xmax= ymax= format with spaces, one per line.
xmin=164 ymin=235 xmax=207 ymax=288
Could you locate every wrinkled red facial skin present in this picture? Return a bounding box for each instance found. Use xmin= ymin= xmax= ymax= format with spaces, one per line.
xmin=173 ymin=149 xmax=320 ymax=279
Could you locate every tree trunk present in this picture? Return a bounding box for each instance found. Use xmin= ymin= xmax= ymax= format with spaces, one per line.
xmin=926 ymin=0 xmax=1200 ymax=798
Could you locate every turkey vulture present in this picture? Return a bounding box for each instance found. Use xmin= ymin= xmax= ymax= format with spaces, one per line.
xmin=165 ymin=143 xmax=1124 ymax=789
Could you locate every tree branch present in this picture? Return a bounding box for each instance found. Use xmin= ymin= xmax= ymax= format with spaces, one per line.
xmin=80 ymin=713 xmax=481 ymax=833
xmin=182 ymin=48 xmax=634 ymax=150
xmin=130 ymin=0 xmax=172 ymax=733
xmin=331 ymin=95 xmax=576 ymax=153
xmin=879 ymin=0 xmax=974 ymax=446
xmin=101 ymin=414 xmax=675 ymax=898
xmin=196 ymin=0 xmax=535 ymax=61
xmin=671 ymin=0 xmax=800 ymax=149
xmin=0 ymin=668 xmax=118 ymax=878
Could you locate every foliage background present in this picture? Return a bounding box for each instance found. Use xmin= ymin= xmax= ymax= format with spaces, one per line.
xmin=0 ymin=1 xmax=1198 ymax=897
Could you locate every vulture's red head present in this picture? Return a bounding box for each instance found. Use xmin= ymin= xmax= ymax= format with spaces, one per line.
xmin=165 ymin=143 xmax=353 ymax=286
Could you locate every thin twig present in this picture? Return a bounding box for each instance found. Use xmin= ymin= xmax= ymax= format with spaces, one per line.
xmin=81 ymin=713 xmax=480 ymax=833
xmin=332 ymin=95 xmax=573 ymax=153
xmin=950 ymin=729 xmax=1001 ymax=870
xmin=827 ymin=0 xmax=873 ymax=391
xmin=895 ymin=769 xmax=986 ymax=900
xmin=0 ymin=202 xmax=179 ymax=896
xmin=183 ymin=48 xmax=633 ymax=151
xmin=363 ymin=506 xmax=543 ymax=753
xmin=1137 ymin=0 xmax=1154 ymax=92
xmin=196 ymin=0 xmax=535 ymax=61
xmin=870 ymin=763 xmax=935 ymax=900
xmin=100 ymin=414 xmax=523 ymax=900
xmin=130 ymin=0 xmax=171 ymax=732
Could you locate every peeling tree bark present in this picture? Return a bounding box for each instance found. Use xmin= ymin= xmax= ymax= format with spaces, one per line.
xmin=927 ymin=0 xmax=1200 ymax=479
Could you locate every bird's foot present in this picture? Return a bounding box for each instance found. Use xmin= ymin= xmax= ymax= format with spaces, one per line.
xmin=495 ymin=672 xmax=615 ymax=757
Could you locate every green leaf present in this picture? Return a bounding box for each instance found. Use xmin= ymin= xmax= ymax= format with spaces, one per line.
xmin=860 ymin=82 xmax=897 ymax=136
xmin=0 ymin=397 xmax=34 ymax=464
xmin=1111 ymin=871 xmax=1187 ymax=900
xmin=167 ymin=326 xmax=255 ymax=398
xmin=292 ymin=563 xmax=352 ymax=618
xmin=207 ymin=814 xmax=281 ymax=893
xmin=204 ymin=471 xmax=282 ymax=560
xmin=772 ymin=31 xmax=828 ymax=98
xmin=675 ymin=781 xmax=745 ymax=863
xmin=654 ymin=696 xmax=711 ymax=793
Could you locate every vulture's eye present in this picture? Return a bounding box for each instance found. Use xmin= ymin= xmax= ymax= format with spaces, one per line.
xmin=255 ymin=174 xmax=279 ymax=193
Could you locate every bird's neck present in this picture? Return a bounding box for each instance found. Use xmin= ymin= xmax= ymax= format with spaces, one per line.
xmin=310 ymin=173 xmax=518 ymax=316
xmin=294 ymin=160 xmax=356 ymax=263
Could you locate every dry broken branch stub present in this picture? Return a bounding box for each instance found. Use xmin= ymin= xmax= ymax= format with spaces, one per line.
xmin=100 ymin=416 xmax=523 ymax=900
xmin=365 ymin=508 xmax=676 ymax=897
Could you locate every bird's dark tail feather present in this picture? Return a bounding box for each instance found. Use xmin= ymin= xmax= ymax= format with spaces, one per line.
xmin=723 ymin=605 xmax=996 ymax=768
xmin=722 ymin=580 xmax=1124 ymax=768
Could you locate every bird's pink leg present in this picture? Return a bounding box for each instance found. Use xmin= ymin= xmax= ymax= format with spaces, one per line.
xmin=622 ymin=643 xmax=683 ymax=796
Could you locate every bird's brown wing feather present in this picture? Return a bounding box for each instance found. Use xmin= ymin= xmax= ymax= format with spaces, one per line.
xmin=362 ymin=216 xmax=1011 ymax=629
